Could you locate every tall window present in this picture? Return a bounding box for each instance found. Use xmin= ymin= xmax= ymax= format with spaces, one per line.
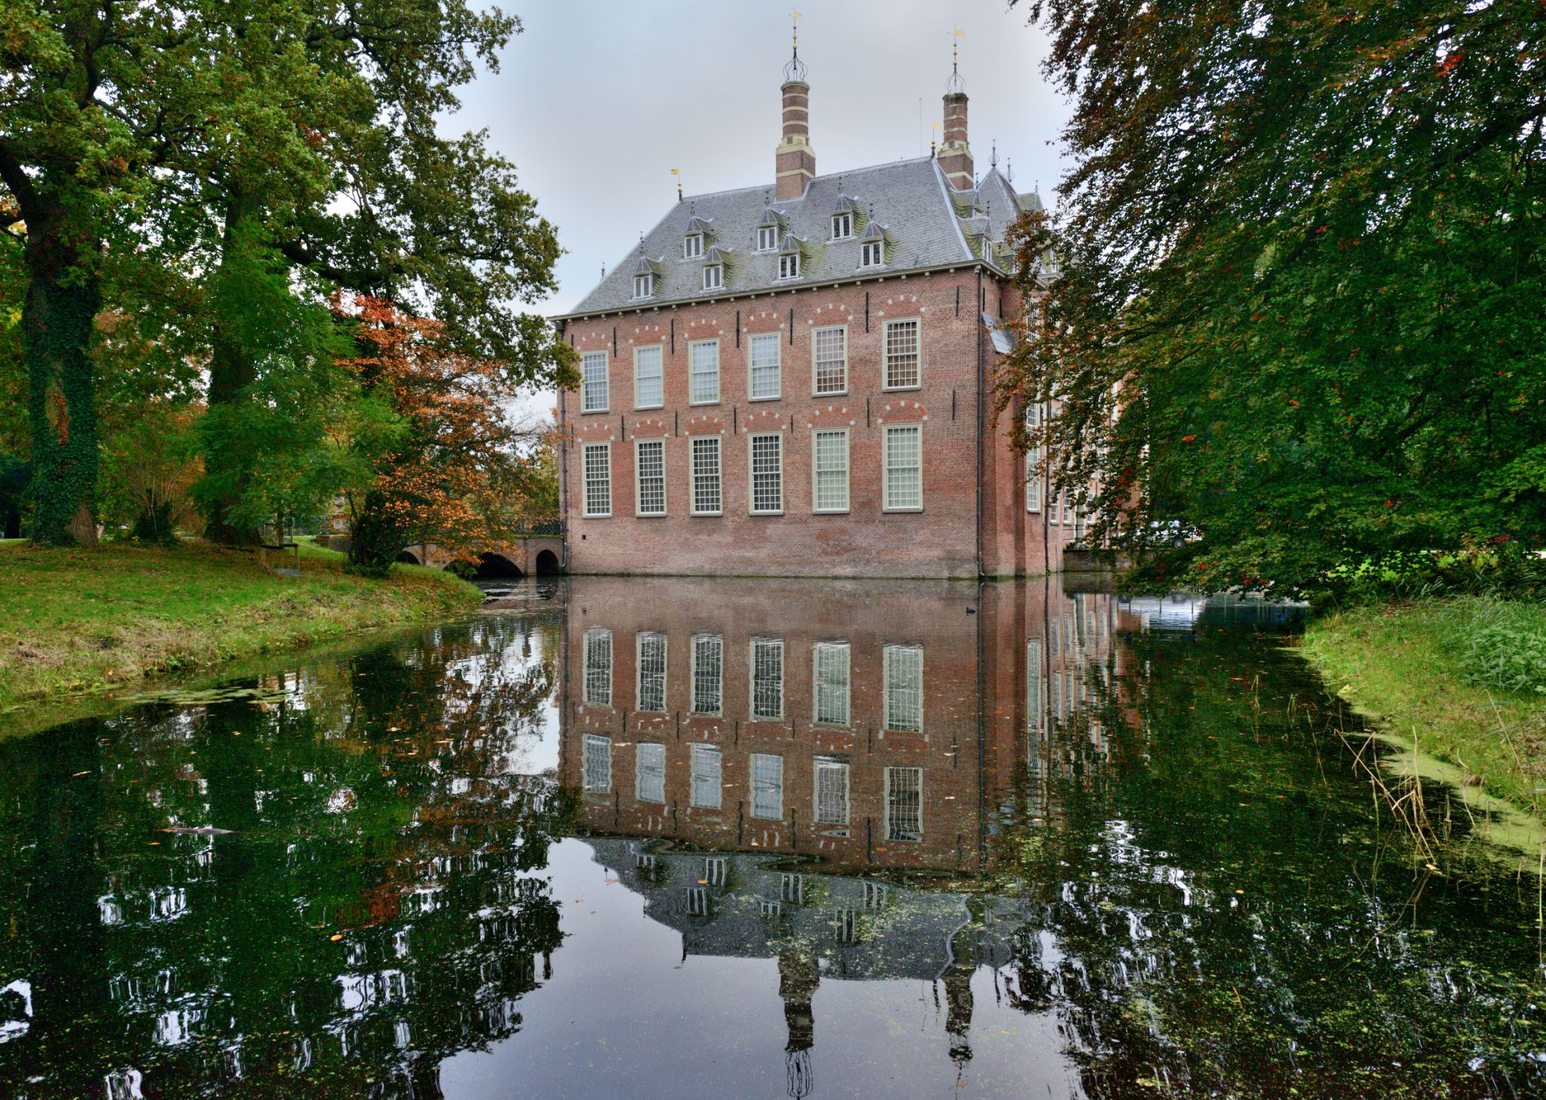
xmin=633 ymin=272 xmax=653 ymax=299
xmin=1026 ymin=447 xmax=1044 ymax=513
xmin=778 ymin=252 xmax=800 ymax=280
xmin=634 ymin=345 xmax=662 ymax=409
xmin=884 ymin=319 xmax=920 ymax=389
xmin=860 ymin=240 xmax=884 ymax=268
xmin=813 ymin=757 xmax=850 ymax=826
xmin=749 ymin=433 xmax=783 ymax=514
xmin=750 ymin=638 xmax=784 ymax=720
xmin=883 ymin=425 xmax=922 ymax=510
xmin=583 ymin=628 xmax=612 ymax=706
xmin=689 ymin=340 xmax=719 ymax=404
xmin=683 ymin=232 xmax=703 ymax=259
xmin=702 ymin=264 xmax=723 ymax=291
xmin=690 ymin=743 xmax=722 ymax=809
xmin=635 ymin=440 xmax=666 ymax=516
xmin=812 ymin=429 xmax=849 ymax=513
xmin=884 ymin=767 xmax=923 ymax=841
xmin=691 ymin=634 xmax=723 ymax=715
xmin=883 ymin=644 xmax=923 ymax=732
xmin=583 ymin=734 xmax=611 ymax=792
xmin=750 ymin=753 xmax=783 ymax=819
xmin=813 ymin=326 xmax=847 ymax=395
xmin=748 ymin=332 xmax=781 ymax=400
xmin=690 ymin=437 xmax=722 ymax=515
xmin=636 ymin=743 xmax=666 ymax=803
xmin=813 ymin=642 xmax=850 ymax=726
xmin=831 ymin=212 xmax=853 ymax=239
xmin=581 ymin=351 xmax=608 ymax=413
xmin=1027 ymin=640 xmax=1044 ymax=736
xmin=582 ymin=443 xmax=611 ymax=517
xmin=757 ymin=224 xmax=778 ymax=251
xmin=637 ymin=631 xmax=667 ymax=712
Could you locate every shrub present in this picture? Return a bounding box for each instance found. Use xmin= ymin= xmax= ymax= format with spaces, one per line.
xmin=1463 ymin=603 xmax=1546 ymax=695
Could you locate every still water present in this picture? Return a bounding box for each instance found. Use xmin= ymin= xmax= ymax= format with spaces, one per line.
xmin=0 ymin=576 xmax=1542 ymax=1099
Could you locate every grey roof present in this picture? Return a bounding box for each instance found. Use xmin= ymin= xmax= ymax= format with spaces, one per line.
xmin=564 ymin=157 xmax=1025 ymax=318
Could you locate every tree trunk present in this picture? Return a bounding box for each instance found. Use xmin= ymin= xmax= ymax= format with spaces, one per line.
xmin=201 ymin=207 xmax=262 ymax=546
xmin=23 ymin=208 xmax=101 ymax=547
xmin=347 ymin=489 xmax=412 ymax=578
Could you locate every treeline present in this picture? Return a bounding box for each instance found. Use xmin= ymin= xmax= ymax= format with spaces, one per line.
xmin=1 ymin=1 xmax=573 ymax=574
xmin=1001 ymin=0 xmax=1545 ymax=598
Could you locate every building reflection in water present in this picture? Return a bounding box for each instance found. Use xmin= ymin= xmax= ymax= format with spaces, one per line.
xmin=556 ymin=575 xmax=1128 ymax=1093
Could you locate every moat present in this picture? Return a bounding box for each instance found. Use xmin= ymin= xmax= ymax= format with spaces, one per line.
xmin=0 ymin=576 xmax=1541 ymax=1099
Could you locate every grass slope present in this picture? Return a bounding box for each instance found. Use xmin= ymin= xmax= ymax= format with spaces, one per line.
xmin=0 ymin=540 xmax=481 ymax=718
xmin=1301 ymin=598 xmax=1546 ymax=817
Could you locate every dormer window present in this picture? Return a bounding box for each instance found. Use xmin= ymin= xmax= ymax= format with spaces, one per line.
xmin=683 ymin=233 xmax=703 ymax=259
xmin=757 ymin=225 xmax=778 ymax=251
xmin=633 ymin=272 xmax=654 ymax=299
xmin=831 ymin=213 xmax=853 ymax=240
xmin=778 ymin=252 xmax=800 ymax=280
xmin=861 ymin=240 xmax=884 ymax=268
xmin=703 ymin=264 xmax=723 ymax=291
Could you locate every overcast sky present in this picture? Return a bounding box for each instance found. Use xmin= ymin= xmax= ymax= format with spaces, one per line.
xmin=448 ymin=0 xmax=1070 ymax=408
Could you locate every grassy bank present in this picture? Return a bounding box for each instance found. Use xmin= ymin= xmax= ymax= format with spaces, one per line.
xmin=0 ymin=540 xmax=482 ymax=724
xmin=1301 ymin=598 xmax=1546 ymax=818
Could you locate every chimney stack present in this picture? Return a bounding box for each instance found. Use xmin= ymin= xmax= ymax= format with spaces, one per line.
xmin=938 ymin=91 xmax=972 ymax=190
xmin=776 ymin=29 xmax=814 ymax=200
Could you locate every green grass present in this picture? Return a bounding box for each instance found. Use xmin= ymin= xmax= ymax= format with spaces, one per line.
xmin=1301 ymin=597 xmax=1546 ymax=816
xmin=0 ymin=539 xmax=482 ymax=722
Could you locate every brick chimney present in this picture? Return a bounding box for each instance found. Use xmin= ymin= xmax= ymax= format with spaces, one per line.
xmin=938 ymin=91 xmax=973 ymax=190
xmin=776 ymin=78 xmax=815 ymax=200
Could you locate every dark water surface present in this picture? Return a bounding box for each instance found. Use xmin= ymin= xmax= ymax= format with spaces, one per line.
xmin=0 ymin=576 xmax=1542 ymax=1099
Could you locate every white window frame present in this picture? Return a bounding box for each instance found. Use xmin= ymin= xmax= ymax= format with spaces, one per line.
xmin=882 ymin=424 xmax=923 ymax=512
xmin=811 ymin=429 xmax=849 ymax=514
xmin=812 ymin=642 xmax=851 ymax=726
xmin=883 ymin=643 xmax=923 ymax=733
xmin=748 ymin=432 xmax=783 ymax=515
xmin=637 ymin=631 xmax=667 ymax=712
xmin=688 ymin=339 xmax=720 ymax=405
xmin=749 ymin=637 xmax=784 ymax=721
xmin=635 ymin=742 xmax=666 ymax=804
xmin=702 ymin=263 xmax=723 ymax=291
xmin=683 ymin=232 xmax=703 ymax=259
xmin=748 ymin=332 xmax=781 ymax=401
xmin=757 ymin=224 xmax=778 ymax=252
xmin=860 ymin=240 xmax=884 ymax=268
xmin=581 ymin=351 xmax=609 ymax=413
xmin=583 ymin=628 xmax=613 ymax=707
xmin=750 ymin=753 xmax=784 ymax=820
xmin=1027 ymin=639 xmax=1044 ymax=736
xmin=884 ymin=766 xmax=924 ymax=842
xmin=690 ymin=436 xmax=723 ymax=516
xmin=813 ymin=756 xmax=850 ymax=826
xmin=691 ymin=633 xmax=723 ymax=715
xmin=635 ymin=438 xmax=666 ymax=517
xmin=831 ymin=212 xmax=853 ymax=240
xmin=811 ymin=324 xmax=847 ymax=396
xmin=1026 ymin=447 xmax=1044 ymax=513
xmin=633 ymin=344 xmax=663 ymax=410
xmin=582 ymin=442 xmax=612 ymax=518
xmin=690 ymin=743 xmax=722 ymax=809
xmin=632 ymin=272 xmax=654 ymax=299
xmin=778 ymin=252 xmax=800 ymax=280
xmin=883 ymin=318 xmax=922 ymax=391
xmin=583 ymin=734 xmax=612 ymax=792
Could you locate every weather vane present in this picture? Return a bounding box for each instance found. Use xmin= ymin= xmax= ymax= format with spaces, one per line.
xmin=671 ymin=167 xmax=682 ymax=202
xmin=947 ymin=27 xmax=966 ymax=93
xmin=784 ymin=10 xmax=807 ymax=80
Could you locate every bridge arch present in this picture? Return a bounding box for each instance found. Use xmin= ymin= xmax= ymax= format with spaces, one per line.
xmin=474 ymin=552 xmax=524 ymax=579
xmin=535 ymin=548 xmax=560 ymax=575
xmin=395 ymin=549 xmax=422 ymax=566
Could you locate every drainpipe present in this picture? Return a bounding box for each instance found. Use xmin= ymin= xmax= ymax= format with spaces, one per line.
xmin=555 ymin=320 xmax=569 ymax=570
xmin=975 ymin=267 xmax=984 ymax=579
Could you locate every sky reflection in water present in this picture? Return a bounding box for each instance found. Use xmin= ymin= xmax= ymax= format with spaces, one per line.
xmin=0 ymin=576 xmax=1541 ymax=1099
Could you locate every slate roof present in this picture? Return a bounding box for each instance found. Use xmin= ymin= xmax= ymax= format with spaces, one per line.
xmin=563 ymin=157 xmax=1030 ymax=319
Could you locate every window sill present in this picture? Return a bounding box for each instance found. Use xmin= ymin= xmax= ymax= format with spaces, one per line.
xmin=813 ymin=508 xmax=851 ymax=515
xmin=748 ymin=394 xmax=782 ymax=403
xmin=580 ymin=407 xmax=610 ymax=415
xmin=582 ymin=512 xmax=612 ymax=519
xmin=812 ymin=390 xmax=849 ymax=399
xmin=635 ymin=512 xmax=668 ymax=518
xmin=749 ymin=510 xmax=785 ymax=517
xmin=882 ymin=507 xmax=924 ymax=514
xmin=634 ymin=403 xmax=664 ymax=412
xmin=690 ymin=511 xmax=724 ymax=518
xmin=882 ymin=384 xmax=922 ymax=393
xmin=688 ymin=399 xmax=720 ymax=407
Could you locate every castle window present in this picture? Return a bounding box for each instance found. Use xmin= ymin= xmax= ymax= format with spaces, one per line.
xmin=757 ymin=225 xmax=778 ymax=251
xmin=749 ymin=433 xmax=783 ymax=515
xmin=635 ymin=439 xmax=666 ymax=516
xmin=748 ymin=333 xmax=781 ymax=400
xmin=751 ymin=753 xmax=784 ymax=820
xmin=582 ymin=734 xmax=611 ymax=792
xmin=691 ymin=744 xmax=722 ymax=809
xmin=690 ymin=437 xmax=722 ymax=515
xmin=751 ymin=637 xmax=784 ymax=720
xmin=633 ymin=344 xmax=662 ymax=409
xmin=884 ymin=319 xmax=921 ymax=389
xmin=812 ymin=429 xmax=849 ymax=513
xmin=812 ymin=326 xmax=847 ymax=395
xmin=860 ymin=240 xmax=884 ymax=268
xmin=1026 ymin=447 xmax=1044 ymax=513
xmin=581 ymin=351 xmax=608 ymax=413
xmin=813 ymin=642 xmax=851 ymax=726
xmin=691 ymin=633 xmax=723 ymax=713
xmin=883 ymin=425 xmax=922 ymax=511
xmin=702 ymin=263 xmax=723 ymax=291
xmin=883 ymin=644 xmax=923 ymax=733
xmin=814 ymin=757 xmax=850 ymax=825
xmin=582 ymin=442 xmax=611 ymax=517
xmin=778 ymin=252 xmax=800 ymax=280
xmin=831 ymin=212 xmax=853 ymax=240
xmin=632 ymin=272 xmax=654 ymax=299
xmin=703 ymin=856 xmax=727 ymax=887
xmin=636 ymin=743 xmax=666 ymax=803
xmin=1027 ymin=640 xmax=1044 ymax=738
xmin=583 ymin=630 xmax=612 ymax=707
xmin=689 ymin=340 xmax=719 ymax=405
xmin=637 ymin=631 xmax=667 ymax=710
xmin=683 ymin=233 xmax=703 ymax=259
xmin=884 ymin=766 xmax=924 ymax=840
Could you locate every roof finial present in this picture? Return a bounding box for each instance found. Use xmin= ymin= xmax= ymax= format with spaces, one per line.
xmin=783 ymin=9 xmax=807 ymax=81
xmin=990 ymin=140 xmax=998 ymax=169
xmin=671 ymin=167 xmax=682 ymax=202
xmin=947 ymin=27 xmax=966 ymax=93
xmin=1007 ymin=158 xmax=1013 ymax=183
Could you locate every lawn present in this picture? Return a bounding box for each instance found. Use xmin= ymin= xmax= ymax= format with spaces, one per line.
xmin=0 ymin=539 xmax=482 ymax=721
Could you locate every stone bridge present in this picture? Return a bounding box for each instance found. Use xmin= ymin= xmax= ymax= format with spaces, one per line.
xmin=396 ymin=536 xmax=563 ymax=578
